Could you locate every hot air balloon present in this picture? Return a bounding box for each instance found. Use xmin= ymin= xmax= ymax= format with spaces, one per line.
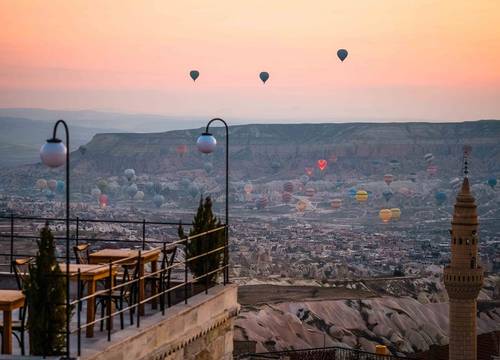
xmin=296 ymin=199 xmax=307 ymax=212
xmin=449 ymin=177 xmax=461 ymax=188
xmin=283 ymin=182 xmax=294 ymax=193
xmin=382 ymin=190 xmax=393 ymax=203
xmin=487 ymin=177 xmax=497 ymax=189
xmin=36 ymin=179 xmax=47 ymax=191
xmin=337 ymin=49 xmax=348 ymax=62
xmin=355 ymin=190 xmax=368 ymax=203
xmin=91 ymin=188 xmax=101 ymax=199
xmin=271 ymin=161 xmax=281 ymax=172
xmin=427 ymin=164 xmax=438 ymax=176
xmin=305 ymin=167 xmax=313 ymax=177
xmin=99 ymin=194 xmax=109 ymax=208
xmin=398 ymin=187 xmax=411 ymax=197
xmin=48 ymin=179 xmax=57 ymax=192
xmin=389 ymin=160 xmax=400 ymax=171
xmin=424 ymin=153 xmax=434 ymax=163
xmin=435 ymin=191 xmax=447 ymax=206
xmin=383 ymin=174 xmax=394 ymax=187
xmin=348 ymin=188 xmax=357 ymax=199
xmin=176 ymin=144 xmax=188 ymax=157
xmin=282 ymin=192 xmax=292 ymax=203
xmin=127 ymin=184 xmax=138 ymax=198
xmin=189 ymin=70 xmax=199 ymax=82
xmin=300 ymin=175 xmax=310 ymax=185
xmin=390 ymin=208 xmax=401 ymax=221
xmin=153 ymin=194 xmax=165 ymax=208
xmin=134 ymin=191 xmax=145 ymax=201
xmin=409 ymin=173 xmax=417 ymax=182
xmin=124 ymin=169 xmax=135 ymax=181
xmin=244 ymin=183 xmax=253 ymax=195
xmin=259 ymin=71 xmax=269 ymax=84
xmin=305 ymin=188 xmax=316 ymax=197
xmin=331 ymin=198 xmax=342 ymax=209
xmin=56 ymin=180 xmax=65 ymax=193
xmin=379 ymin=209 xmax=392 ymax=223
xmin=256 ymin=196 xmax=268 ymax=209
xmin=317 ymin=159 xmax=328 ymax=172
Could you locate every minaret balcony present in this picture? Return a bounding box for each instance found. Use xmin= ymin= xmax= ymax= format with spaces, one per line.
xmin=443 ymin=266 xmax=484 ymax=299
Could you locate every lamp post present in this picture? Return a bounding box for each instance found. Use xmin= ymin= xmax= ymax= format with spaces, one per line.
xmin=196 ymin=118 xmax=229 ymax=284
xmin=40 ymin=119 xmax=71 ymax=358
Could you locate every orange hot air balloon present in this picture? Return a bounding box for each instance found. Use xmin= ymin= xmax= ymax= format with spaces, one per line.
xmin=390 ymin=208 xmax=401 ymax=220
xmin=317 ymin=159 xmax=328 ymax=171
xmin=379 ymin=209 xmax=392 ymax=223
xmin=296 ymin=199 xmax=307 ymax=212
xmin=383 ymin=174 xmax=394 ymax=186
xmin=176 ymin=144 xmax=188 ymax=157
xmin=244 ymin=183 xmax=253 ymax=194
xmin=305 ymin=188 xmax=316 ymax=197
xmin=305 ymin=167 xmax=313 ymax=177
xmin=355 ymin=190 xmax=368 ymax=203
xmin=331 ymin=198 xmax=342 ymax=209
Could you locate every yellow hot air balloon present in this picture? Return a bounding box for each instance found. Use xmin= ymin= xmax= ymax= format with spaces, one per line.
xmin=379 ymin=209 xmax=392 ymax=223
xmin=355 ymin=190 xmax=368 ymax=203
xmin=390 ymin=208 xmax=401 ymax=221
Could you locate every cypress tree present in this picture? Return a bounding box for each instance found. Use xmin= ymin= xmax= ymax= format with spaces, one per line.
xmin=24 ymin=224 xmax=67 ymax=355
xmin=178 ymin=196 xmax=225 ymax=283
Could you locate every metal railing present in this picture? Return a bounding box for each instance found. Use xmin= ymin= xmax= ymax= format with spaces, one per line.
xmin=237 ymin=346 xmax=407 ymax=360
xmin=0 ymin=214 xmax=229 ymax=358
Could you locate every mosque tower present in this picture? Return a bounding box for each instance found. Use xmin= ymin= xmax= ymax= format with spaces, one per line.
xmin=443 ymin=148 xmax=484 ymax=360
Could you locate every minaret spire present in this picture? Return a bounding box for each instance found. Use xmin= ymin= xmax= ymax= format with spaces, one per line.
xmin=444 ymin=145 xmax=483 ymax=360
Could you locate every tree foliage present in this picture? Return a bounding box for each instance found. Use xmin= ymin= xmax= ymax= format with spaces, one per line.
xmin=178 ymin=196 xmax=225 ymax=283
xmin=24 ymin=224 xmax=67 ymax=355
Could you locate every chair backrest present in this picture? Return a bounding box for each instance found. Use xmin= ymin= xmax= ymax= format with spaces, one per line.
xmin=12 ymin=257 xmax=34 ymax=290
xmin=161 ymin=245 xmax=177 ymax=270
xmin=119 ymin=259 xmax=141 ymax=297
xmin=73 ymin=243 xmax=90 ymax=264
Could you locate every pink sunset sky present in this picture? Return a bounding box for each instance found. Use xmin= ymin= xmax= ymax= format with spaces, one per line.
xmin=1 ymin=0 xmax=499 ymax=122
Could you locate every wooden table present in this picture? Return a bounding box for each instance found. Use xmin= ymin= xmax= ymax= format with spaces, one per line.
xmin=89 ymin=248 xmax=161 ymax=315
xmin=0 ymin=290 xmax=24 ymax=354
xmin=60 ymin=263 xmax=117 ymax=338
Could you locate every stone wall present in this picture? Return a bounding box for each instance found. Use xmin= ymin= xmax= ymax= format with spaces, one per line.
xmin=83 ymin=284 xmax=239 ymax=360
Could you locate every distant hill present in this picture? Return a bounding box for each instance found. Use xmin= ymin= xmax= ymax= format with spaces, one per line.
xmin=1 ymin=120 xmax=498 ymax=190
xmin=68 ymin=120 xmax=500 ymax=178
xmin=0 ymin=117 xmax=114 ymax=167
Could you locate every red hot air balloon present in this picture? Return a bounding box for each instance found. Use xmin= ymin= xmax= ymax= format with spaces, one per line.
xmin=317 ymin=159 xmax=328 ymax=171
xmin=99 ymin=194 xmax=109 ymax=208
xmin=305 ymin=167 xmax=313 ymax=176
xmin=176 ymin=144 xmax=188 ymax=157
xmin=383 ymin=174 xmax=394 ymax=186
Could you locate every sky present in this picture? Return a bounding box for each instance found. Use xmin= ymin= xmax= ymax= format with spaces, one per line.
xmin=1 ymin=0 xmax=499 ymax=122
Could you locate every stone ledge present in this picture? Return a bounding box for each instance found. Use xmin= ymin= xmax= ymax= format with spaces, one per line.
xmin=82 ymin=283 xmax=239 ymax=360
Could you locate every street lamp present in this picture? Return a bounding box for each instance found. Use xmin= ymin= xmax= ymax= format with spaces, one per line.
xmin=40 ymin=119 xmax=71 ymax=358
xmin=196 ymin=118 xmax=229 ymax=284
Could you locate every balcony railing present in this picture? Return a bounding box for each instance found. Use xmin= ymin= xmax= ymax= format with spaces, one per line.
xmin=0 ymin=214 xmax=229 ymax=358
xmin=237 ymin=346 xmax=407 ymax=360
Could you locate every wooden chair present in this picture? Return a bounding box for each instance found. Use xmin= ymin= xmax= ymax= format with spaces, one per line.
xmin=0 ymin=258 xmax=33 ymax=355
xmin=73 ymin=243 xmax=90 ymax=264
xmin=145 ymin=244 xmax=177 ymax=308
xmin=95 ymin=260 xmax=139 ymax=330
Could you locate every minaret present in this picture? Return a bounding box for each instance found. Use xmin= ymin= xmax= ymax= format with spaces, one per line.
xmin=444 ymin=148 xmax=483 ymax=360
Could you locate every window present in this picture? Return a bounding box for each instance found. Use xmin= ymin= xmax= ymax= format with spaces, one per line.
xmin=459 ymin=238 xmax=462 ymax=245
